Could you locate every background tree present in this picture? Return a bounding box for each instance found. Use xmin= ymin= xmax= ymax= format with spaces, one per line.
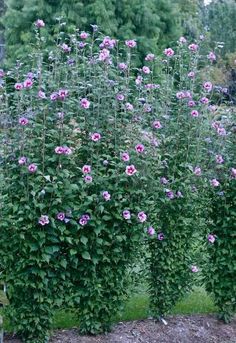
xmin=2 ymin=0 xmax=183 ymax=65
xmin=176 ymin=0 xmax=204 ymax=38
xmin=0 ymin=0 xmax=6 ymax=61
xmin=206 ymin=0 xmax=236 ymax=56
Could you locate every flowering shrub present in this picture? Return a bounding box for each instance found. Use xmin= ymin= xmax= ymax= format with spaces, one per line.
xmin=202 ymin=108 xmax=236 ymax=323
xmin=0 ymin=22 xmax=163 ymax=341
xmin=0 ymin=20 xmax=234 ymax=342
xmin=138 ymin=37 xmax=216 ymax=318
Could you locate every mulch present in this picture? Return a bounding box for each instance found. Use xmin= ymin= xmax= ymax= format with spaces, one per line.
xmin=5 ymin=314 xmax=236 ymax=343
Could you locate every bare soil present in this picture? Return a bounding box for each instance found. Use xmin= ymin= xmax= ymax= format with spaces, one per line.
xmin=5 ymin=315 xmax=236 ymax=343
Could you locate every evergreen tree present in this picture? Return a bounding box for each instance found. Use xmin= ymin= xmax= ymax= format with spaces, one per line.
xmin=176 ymin=0 xmax=204 ymax=38
xmin=0 ymin=0 xmax=6 ymax=61
xmin=2 ymin=0 xmax=184 ymax=64
xmin=206 ymin=0 xmax=236 ymax=56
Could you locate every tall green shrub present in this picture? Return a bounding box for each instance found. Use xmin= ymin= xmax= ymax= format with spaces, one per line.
xmin=0 ymin=22 xmax=160 ymax=341
xmin=203 ymin=108 xmax=236 ymax=322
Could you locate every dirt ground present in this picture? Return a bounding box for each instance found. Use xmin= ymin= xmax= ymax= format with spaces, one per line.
xmin=5 ymin=315 xmax=236 ymax=343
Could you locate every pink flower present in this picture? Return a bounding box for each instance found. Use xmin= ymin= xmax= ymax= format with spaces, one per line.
xmin=138 ymin=211 xmax=147 ymax=223
xmin=188 ymin=71 xmax=195 ymax=78
xmin=125 ymin=40 xmax=136 ymax=48
xmin=38 ymin=215 xmax=49 ymax=226
xmin=194 ymin=167 xmax=202 ymax=176
xmin=55 ymin=146 xmax=65 ymax=154
xmin=18 ymin=156 xmax=27 ymax=165
xmin=78 ymin=42 xmax=87 ymax=49
xmin=160 ymin=177 xmax=168 ymax=185
xmin=99 ymin=48 xmax=110 ymax=61
xmin=191 ymin=110 xmax=199 ymax=117
xmin=82 ymin=165 xmax=91 ymax=174
xmin=125 ymin=103 xmax=134 ymax=111
xmin=164 ymin=48 xmax=174 ymax=57
xmin=143 ymin=104 xmax=152 ymax=112
xmin=145 ymin=53 xmax=155 ymax=61
xmin=102 ymin=191 xmax=111 ymax=201
xmin=200 ymin=97 xmax=209 ymax=104
xmin=19 ymin=117 xmax=29 ymax=126
xmin=215 ymin=155 xmax=224 ymax=164
xmin=209 ymin=105 xmax=217 ymax=112
xmin=208 ymin=234 xmax=216 ymax=244
xmin=58 ymin=89 xmax=69 ymax=100
xmin=84 ymin=175 xmax=93 ymax=183
xmin=121 ymin=152 xmax=130 ymax=162
xmin=135 ymin=144 xmax=145 ymax=153
xmin=91 ymin=132 xmax=101 ymax=142
xmin=142 ymin=66 xmax=151 ymax=74
xmin=188 ymin=43 xmax=199 ymax=52
xmin=207 ymin=52 xmax=216 ymax=62
xmin=80 ymin=98 xmax=90 ymax=109
xmin=24 ymin=78 xmax=33 ymax=88
xmin=176 ymin=91 xmax=186 ymax=99
xmin=185 ymin=91 xmax=192 ymax=98
xmin=135 ymin=75 xmax=143 ymax=85
xmin=79 ymin=217 xmax=88 ymax=226
xmin=38 ymin=90 xmax=47 ymax=99
xmin=118 ymin=63 xmax=128 ymax=71
xmin=203 ymin=82 xmax=213 ymax=92
xmin=50 ymin=92 xmax=58 ymax=101
xmin=217 ymin=127 xmax=226 ymax=136
xmin=0 ymin=69 xmax=4 ymax=78
xmin=231 ymin=168 xmax=236 ymax=179
xmin=58 ymin=112 xmax=65 ymax=119
xmin=157 ymin=232 xmax=164 ymax=240
xmin=179 ymin=36 xmax=187 ymax=44
xmin=63 ymin=147 xmax=72 ymax=155
xmin=125 ymin=165 xmax=137 ymax=176
xmin=147 ymin=226 xmax=155 ymax=236
xmin=212 ymin=121 xmax=220 ymax=130
xmin=210 ymin=178 xmax=220 ymax=187
xmin=145 ymin=83 xmax=160 ymax=89
xmin=123 ymin=210 xmax=131 ymax=220
xmin=176 ymin=191 xmax=183 ymax=198
xmin=188 ymin=100 xmax=196 ymax=107
xmin=80 ymin=31 xmax=89 ymax=39
xmin=35 ymin=19 xmax=45 ymax=28
xmin=15 ymin=83 xmax=23 ymax=90
xmin=191 ymin=265 xmax=199 ymax=273
xmin=61 ymin=43 xmax=71 ymax=53
xmin=166 ymin=189 xmax=174 ymax=199
xmin=100 ymin=37 xmax=116 ymax=49
xmin=57 ymin=212 xmax=65 ymax=221
xmin=152 ymin=120 xmax=162 ymax=129
xmin=116 ymin=93 xmax=125 ymax=101
xmin=28 ymin=164 xmax=37 ymax=173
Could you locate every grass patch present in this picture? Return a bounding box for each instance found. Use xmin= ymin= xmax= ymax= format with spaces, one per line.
xmin=52 ymin=287 xmax=216 ymax=329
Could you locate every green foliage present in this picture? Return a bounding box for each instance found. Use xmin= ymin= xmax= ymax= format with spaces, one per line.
xmin=206 ymin=0 xmax=236 ymax=56
xmin=0 ymin=24 xmax=160 ymax=341
xmin=2 ymin=0 xmax=184 ymax=65
xmin=176 ymin=0 xmax=204 ymax=38
xmin=0 ymin=14 xmax=235 ymax=342
xmin=203 ymin=109 xmax=236 ymax=322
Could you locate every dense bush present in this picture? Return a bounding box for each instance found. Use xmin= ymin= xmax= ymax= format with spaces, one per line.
xmin=203 ymin=108 xmax=236 ymax=323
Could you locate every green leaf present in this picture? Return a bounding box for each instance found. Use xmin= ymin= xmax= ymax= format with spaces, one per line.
xmin=80 ymin=236 xmax=88 ymax=245
xmin=82 ymin=251 xmax=91 ymax=260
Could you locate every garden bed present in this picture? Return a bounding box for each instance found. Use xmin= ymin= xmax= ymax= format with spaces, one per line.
xmin=5 ymin=315 xmax=236 ymax=343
